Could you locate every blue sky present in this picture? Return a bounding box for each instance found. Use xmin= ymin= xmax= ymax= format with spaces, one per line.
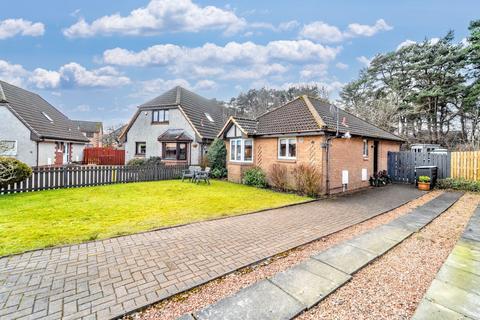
xmin=1 ymin=0 xmax=478 ymax=128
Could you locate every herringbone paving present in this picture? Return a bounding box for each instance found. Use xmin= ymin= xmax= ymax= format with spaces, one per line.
xmin=0 ymin=185 xmax=423 ymax=320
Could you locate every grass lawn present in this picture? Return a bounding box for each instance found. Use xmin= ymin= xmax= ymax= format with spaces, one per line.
xmin=0 ymin=180 xmax=309 ymax=256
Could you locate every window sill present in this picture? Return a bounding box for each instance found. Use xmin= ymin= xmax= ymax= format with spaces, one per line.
xmin=135 ymin=154 xmax=146 ymax=157
xmin=363 ymin=157 xmax=369 ymax=161
xmin=229 ymin=161 xmax=253 ymax=165
xmin=151 ymin=121 xmax=169 ymax=125
xmin=277 ymin=158 xmax=297 ymax=162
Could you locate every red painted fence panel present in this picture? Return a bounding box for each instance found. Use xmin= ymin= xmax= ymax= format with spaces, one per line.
xmin=83 ymin=147 xmax=125 ymax=165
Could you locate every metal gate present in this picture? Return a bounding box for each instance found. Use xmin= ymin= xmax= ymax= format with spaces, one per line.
xmin=387 ymin=151 xmax=450 ymax=183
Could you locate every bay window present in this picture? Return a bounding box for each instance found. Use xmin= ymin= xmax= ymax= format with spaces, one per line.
xmin=230 ymin=139 xmax=253 ymax=162
xmin=278 ymin=138 xmax=296 ymax=159
xmin=162 ymin=142 xmax=187 ymax=160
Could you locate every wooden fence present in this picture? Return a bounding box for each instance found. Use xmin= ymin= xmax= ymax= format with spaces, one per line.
xmin=388 ymin=151 xmax=450 ymax=183
xmin=0 ymin=164 xmax=187 ymax=194
xmin=83 ymin=147 xmax=125 ymax=165
xmin=451 ymin=151 xmax=480 ymax=181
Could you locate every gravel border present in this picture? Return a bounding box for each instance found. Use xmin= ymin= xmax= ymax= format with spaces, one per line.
xmin=128 ymin=190 xmax=441 ymax=320
xmin=296 ymin=192 xmax=480 ymax=320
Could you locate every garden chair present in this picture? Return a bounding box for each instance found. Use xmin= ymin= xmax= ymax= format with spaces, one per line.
xmin=182 ymin=166 xmax=198 ymax=182
xmin=194 ymin=167 xmax=211 ymax=184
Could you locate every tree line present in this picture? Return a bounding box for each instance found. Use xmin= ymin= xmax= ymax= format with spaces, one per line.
xmin=341 ymin=20 xmax=480 ymax=150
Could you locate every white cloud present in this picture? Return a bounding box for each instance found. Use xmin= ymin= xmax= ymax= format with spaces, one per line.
xmin=29 ymin=68 xmax=61 ymax=89
xmin=396 ymin=39 xmax=417 ymax=50
xmin=357 ymin=56 xmax=372 ymax=67
xmin=133 ymin=78 xmax=191 ymax=98
xmin=194 ymin=79 xmax=217 ymax=90
xmin=300 ymin=64 xmax=328 ymax=79
xmin=278 ymin=20 xmax=300 ymax=31
xmin=0 ymin=60 xmax=28 ymax=86
xmin=75 ymin=104 xmax=91 ymax=112
xmin=299 ymin=21 xmax=344 ymax=43
xmin=0 ymin=18 xmax=45 ymax=40
xmin=396 ymin=37 xmax=440 ymax=51
xmin=63 ymin=0 xmax=247 ymax=38
xmin=346 ymin=19 xmax=392 ymax=37
xmin=103 ymin=40 xmax=340 ymax=67
xmin=300 ymin=19 xmax=392 ymax=43
xmin=59 ymin=63 xmax=131 ymax=88
xmin=0 ymin=59 xmax=130 ymax=89
xmin=223 ymin=64 xmax=288 ymax=80
xmin=335 ymin=62 xmax=348 ymax=70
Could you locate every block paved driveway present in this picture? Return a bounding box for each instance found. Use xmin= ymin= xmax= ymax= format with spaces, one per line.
xmin=0 ymin=185 xmax=423 ymax=320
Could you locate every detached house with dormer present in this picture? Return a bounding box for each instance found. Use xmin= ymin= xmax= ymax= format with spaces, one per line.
xmin=0 ymin=80 xmax=89 ymax=166
xmin=120 ymin=86 xmax=227 ymax=165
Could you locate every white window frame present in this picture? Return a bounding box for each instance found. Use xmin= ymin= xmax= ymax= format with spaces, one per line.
xmin=363 ymin=139 xmax=369 ymax=157
xmin=0 ymin=140 xmax=17 ymax=156
xmin=152 ymin=109 xmax=169 ymax=123
xmin=229 ymin=138 xmax=254 ymax=163
xmin=278 ymin=137 xmax=297 ymax=160
xmin=42 ymin=112 xmax=53 ymax=123
xmin=204 ymin=113 xmax=214 ymax=122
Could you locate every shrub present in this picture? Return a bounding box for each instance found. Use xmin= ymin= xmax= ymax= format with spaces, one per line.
xmin=207 ymin=138 xmax=227 ymax=177
xmin=127 ymin=158 xmax=146 ymax=166
xmin=243 ymin=167 xmax=267 ymax=188
xmin=293 ymin=163 xmax=322 ymax=197
xmin=211 ymin=167 xmax=228 ymax=179
xmin=269 ymin=164 xmax=289 ymax=191
xmin=0 ymin=157 xmax=32 ymax=188
xmin=437 ymin=178 xmax=480 ymax=192
xmin=144 ymin=156 xmax=163 ymax=166
xmin=127 ymin=157 xmax=163 ymax=166
xmin=418 ymin=175 xmax=431 ymax=183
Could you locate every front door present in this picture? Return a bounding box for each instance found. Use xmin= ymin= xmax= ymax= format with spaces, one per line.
xmin=373 ymin=140 xmax=379 ymax=173
xmin=63 ymin=142 xmax=70 ymax=164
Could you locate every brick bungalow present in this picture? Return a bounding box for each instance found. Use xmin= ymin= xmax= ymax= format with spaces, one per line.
xmin=218 ymin=95 xmax=404 ymax=194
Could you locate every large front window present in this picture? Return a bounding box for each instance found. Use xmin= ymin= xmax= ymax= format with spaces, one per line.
xmin=278 ymin=138 xmax=296 ymax=159
xmin=163 ymin=142 xmax=187 ymax=160
xmin=230 ymin=139 xmax=253 ymax=162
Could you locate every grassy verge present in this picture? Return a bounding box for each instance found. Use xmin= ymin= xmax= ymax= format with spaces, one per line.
xmin=0 ymin=180 xmax=309 ymax=256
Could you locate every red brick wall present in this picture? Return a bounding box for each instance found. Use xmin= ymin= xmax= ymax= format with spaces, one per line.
xmin=226 ymin=136 xmax=401 ymax=194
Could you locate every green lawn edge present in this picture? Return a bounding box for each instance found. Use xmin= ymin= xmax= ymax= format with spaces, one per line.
xmin=0 ymin=180 xmax=310 ymax=257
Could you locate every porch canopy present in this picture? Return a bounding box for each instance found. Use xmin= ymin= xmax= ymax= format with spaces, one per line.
xmin=157 ymin=129 xmax=193 ymax=142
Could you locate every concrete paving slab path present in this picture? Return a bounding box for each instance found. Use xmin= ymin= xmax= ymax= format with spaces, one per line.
xmin=413 ymin=202 xmax=480 ymax=320
xmin=185 ymin=192 xmax=462 ymax=320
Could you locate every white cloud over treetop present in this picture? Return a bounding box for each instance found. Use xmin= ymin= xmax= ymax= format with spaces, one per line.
xmin=0 ymin=19 xmax=45 ymax=40
xmin=300 ymin=19 xmax=392 ymax=43
xmin=63 ymin=0 xmax=247 ymax=38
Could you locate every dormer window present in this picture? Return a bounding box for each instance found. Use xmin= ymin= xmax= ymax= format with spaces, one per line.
xmin=42 ymin=112 xmax=53 ymax=123
xmin=205 ymin=113 xmax=214 ymax=122
xmin=152 ymin=109 xmax=169 ymax=124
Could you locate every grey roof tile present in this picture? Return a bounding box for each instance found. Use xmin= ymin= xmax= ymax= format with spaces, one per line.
xmin=256 ymin=97 xmax=319 ymax=135
xmin=232 ymin=117 xmax=258 ymax=134
xmin=309 ymin=97 xmax=403 ymax=141
xmin=0 ymin=80 xmax=89 ymax=142
xmin=157 ymin=129 xmax=193 ymax=141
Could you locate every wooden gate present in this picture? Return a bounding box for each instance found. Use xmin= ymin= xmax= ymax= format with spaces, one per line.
xmin=387 ymin=151 xmax=450 ymax=183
